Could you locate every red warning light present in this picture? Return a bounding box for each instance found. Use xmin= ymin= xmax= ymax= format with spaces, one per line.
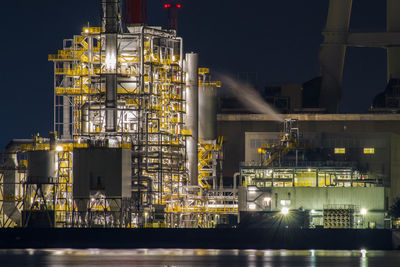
xmin=177 ymin=4 xmax=181 ymax=8
xmin=164 ymin=3 xmax=171 ymax=8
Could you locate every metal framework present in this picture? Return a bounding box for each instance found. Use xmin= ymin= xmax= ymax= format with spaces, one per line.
xmin=0 ymin=1 xmax=236 ymax=228
xmin=49 ymin=25 xmax=191 ymax=227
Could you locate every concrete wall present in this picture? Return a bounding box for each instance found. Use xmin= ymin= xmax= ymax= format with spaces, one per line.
xmin=241 ymin=186 xmax=385 ymax=228
xmin=391 ymin=134 xmax=400 ymax=202
xmin=218 ymin=114 xmax=400 ymax=180
xmin=273 ymin=187 xmax=385 ymax=228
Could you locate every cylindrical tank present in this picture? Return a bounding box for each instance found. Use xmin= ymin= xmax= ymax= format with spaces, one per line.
xmin=199 ymin=85 xmax=217 ymax=140
xmin=27 ymin=151 xmax=57 ymax=184
xmin=185 ymin=53 xmax=199 ymax=186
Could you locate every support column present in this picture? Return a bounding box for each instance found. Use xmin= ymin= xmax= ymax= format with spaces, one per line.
xmin=387 ymin=0 xmax=400 ymax=80
xmin=319 ymin=0 xmax=353 ymax=113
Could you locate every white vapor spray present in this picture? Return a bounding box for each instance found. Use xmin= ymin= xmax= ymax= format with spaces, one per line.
xmin=218 ymin=74 xmax=283 ymax=121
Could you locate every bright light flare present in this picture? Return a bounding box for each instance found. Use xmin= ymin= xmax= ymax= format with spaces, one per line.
xmin=361 ymin=249 xmax=367 ymax=258
xmin=281 ymin=207 xmax=289 ymax=215
xmin=56 ymin=145 xmax=63 ymax=152
xmin=360 ymin=208 xmax=367 ymax=215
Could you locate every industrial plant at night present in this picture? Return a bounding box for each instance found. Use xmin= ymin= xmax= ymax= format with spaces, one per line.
xmin=1 ymin=0 xmax=400 ymax=236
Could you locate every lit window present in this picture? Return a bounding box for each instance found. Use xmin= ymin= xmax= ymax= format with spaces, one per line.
xmin=334 ymin=148 xmax=345 ymax=154
xmin=280 ymin=200 xmax=291 ymax=206
xmin=248 ymin=204 xmax=256 ymax=210
xmin=364 ymin=148 xmax=375 ymax=154
xmin=257 ymin=148 xmax=265 ymax=154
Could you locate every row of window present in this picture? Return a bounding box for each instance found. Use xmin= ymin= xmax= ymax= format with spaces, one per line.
xmin=334 ymin=148 xmax=375 ymax=155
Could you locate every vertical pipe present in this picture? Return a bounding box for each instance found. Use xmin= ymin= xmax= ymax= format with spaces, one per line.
xmin=185 ymin=53 xmax=199 ymax=186
xmin=88 ymin=35 xmax=93 ymax=64
xmin=53 ymin=64 xmax=57 ymax=133
xmin=104 ymin=0 xmax=119 ymax=132
xmin=62 ymin=96 xmax=71 ymax=139
xmin=81 ymin=103 xmax=89 ymax=134
xmin=233 ymin=172 xmax=240 ymax=190
xmin=387 ymin=0 xmax=400 ymax=80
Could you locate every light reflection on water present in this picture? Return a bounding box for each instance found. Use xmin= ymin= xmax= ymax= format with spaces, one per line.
xmin=0 ymin=249 xmax=399 ymax=267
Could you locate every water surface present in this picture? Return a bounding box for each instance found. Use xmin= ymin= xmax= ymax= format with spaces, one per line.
xmin=0 ymin=249 xmax=399 ymax=267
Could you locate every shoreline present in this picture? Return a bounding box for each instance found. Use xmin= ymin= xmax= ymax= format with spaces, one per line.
xmin=0 ymin=228 xmax=395 ymax=250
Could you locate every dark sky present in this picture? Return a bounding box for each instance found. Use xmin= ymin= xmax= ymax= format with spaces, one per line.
xmin=0 ymin=0 xmax=387 ymax=148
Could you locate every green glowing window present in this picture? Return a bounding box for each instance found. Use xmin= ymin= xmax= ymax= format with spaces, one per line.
xmin=364 ymin=148 xmax=375 ymax=154
xmin=334 ymin=148 xmax=346 ymax=154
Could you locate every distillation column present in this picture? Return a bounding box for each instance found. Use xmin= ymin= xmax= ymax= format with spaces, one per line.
xmin=387 ymin=0 xmax=400 ymax=80
xmin=104 ymin=0 xmax=119 ymax=132
xmin=185 ymin=53 xmax=199 ymax=186
xmin=319 ymin=0 xmax=353 ymax=113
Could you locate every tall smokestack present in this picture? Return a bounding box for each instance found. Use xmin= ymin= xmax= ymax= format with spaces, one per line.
xmin=124 ymin=0 xmax=148 ymax=26
xmin=164 ymin=2 xmax=182 ymax=32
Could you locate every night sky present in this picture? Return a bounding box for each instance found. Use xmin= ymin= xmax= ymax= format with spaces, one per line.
xmin=0 ymin=0 xmax=387 ymax=149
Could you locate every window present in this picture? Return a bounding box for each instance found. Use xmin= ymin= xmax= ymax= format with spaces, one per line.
xmin=248 ymin=203 xmax=256 ymax=210
xmin=364 ymin=148 xmax=375 ymax=154
xmin=334 ymin=148 xmax=346 ymax=154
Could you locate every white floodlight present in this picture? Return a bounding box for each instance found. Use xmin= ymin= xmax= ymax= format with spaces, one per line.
xmin=361 ymin=249 xmax=367 ymax=258
xmin=281 ymin=207 xmax=289 ymax=215
xmin=360 ymin=208 xmax=367 ymax=215
xmin=55 ymin=145 xmax=63 ymax=152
